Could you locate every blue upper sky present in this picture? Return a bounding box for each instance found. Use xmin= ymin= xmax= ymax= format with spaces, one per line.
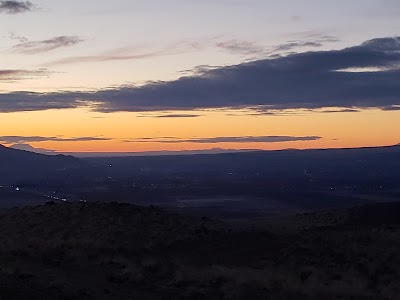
xmin=1 ymin=0 xmax=399 ymax=93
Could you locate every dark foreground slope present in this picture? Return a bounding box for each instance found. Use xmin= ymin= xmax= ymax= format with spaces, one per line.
xmin=1 ymin=202 xmax=400 ymax=299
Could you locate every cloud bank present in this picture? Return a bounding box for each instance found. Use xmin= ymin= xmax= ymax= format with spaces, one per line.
xmin=0 ymin=36 xmax=400 ymax=113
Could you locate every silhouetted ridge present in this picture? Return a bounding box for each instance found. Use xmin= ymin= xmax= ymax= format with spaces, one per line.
xmin=0 ymin=145 xmax=81 ymax=183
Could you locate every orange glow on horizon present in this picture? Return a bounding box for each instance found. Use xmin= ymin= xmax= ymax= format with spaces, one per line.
xmin=1 ymin=108 xmax=399 ymax=153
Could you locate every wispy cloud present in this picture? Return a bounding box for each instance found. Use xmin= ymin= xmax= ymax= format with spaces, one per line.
xmin=269 ymin=34 xmax=339 ymax=54
xmin=0 ymin=1 xmax=33 ymax=14
xmin=12 ymin=36 xmax=83 ymax=54
xmin=216 ymin=39 xmax=265 ymax=55
xmin=290 ymin=15 xmax=304 ymax=22
xmin=46 ymin=51 xmax=170 ymax=66
xmin=215 ymin=34 xmax=339 ymax=57
xmin=272 ymin=41 xmax=324 ymax=52
xmin=44 ymin=34 xmax=337 ymax=67
xmin=125 ymin=135 xmax=321 ymax=144
xmin=0 ymin=68 xmax=50 ymax=81
xmin=7 ymin=32 xmax=28 ymax=43
xmin=0 ymin=136 xmax=110 ymax=144
xmin=178 ymin=65 xmax=222 ymax=76
xmin=45 ymin=40 xmax=202 ymax=66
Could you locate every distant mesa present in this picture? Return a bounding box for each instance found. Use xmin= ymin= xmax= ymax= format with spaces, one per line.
xmin=10 ymin=143 xmax=56 ymax=155
xmin=0 ymin=144 xmax=81 ymax=183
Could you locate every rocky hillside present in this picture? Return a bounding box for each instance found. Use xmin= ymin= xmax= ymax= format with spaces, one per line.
xmin=0 ymin=201 xmax=400 ymax=299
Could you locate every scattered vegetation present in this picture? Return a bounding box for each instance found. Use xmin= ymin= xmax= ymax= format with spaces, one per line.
xmin=0 ymin=201 xmax=399 ymax=299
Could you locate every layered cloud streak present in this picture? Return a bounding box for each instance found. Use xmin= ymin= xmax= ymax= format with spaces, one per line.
xmin=0 ymin=135 xmax=110 ymax=144
xmin=0 ymin=136 xmax=110 ymax=144
xmin=126 ymin=136 xmax=322 ymax=144
xmin=12 ymin=36 xmax=83 ymax=54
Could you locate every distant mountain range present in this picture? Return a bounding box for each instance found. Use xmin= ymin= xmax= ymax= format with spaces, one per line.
xmin=1 ymin=143 xmax=399 ymax=184
xmin=63 ymin=148 xmax=262 ymax=157
xmin=9 ymin=143 xmax=56 ymax=155
xmin=9 ymin=142 xmax=400 ymax=158
xmin=9 ymin=144 xmax=262 ymax=157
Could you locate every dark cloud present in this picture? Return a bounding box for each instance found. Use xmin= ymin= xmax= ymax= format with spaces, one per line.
xmin=237 ymin=107 xmax=307 ymax=116
xmin=139 ymin=114 xmax=202 ymax=118
xmin=270 ymin=34 xmax=339 ymax=53
xmin=0 ymin=91 xmax=85 ymax=112
xmin=126 ymin=136 xmax=321 ymax=144
xmin=360 ymin=37 xmax=400 ymax=52
xmin=0 ymin=136 xmax=110 ymax=144
xmin=1 ymin=36 xmax=400 ymax=113
xmin=178 ymin=65 xmax=222 ymax=76
xmin=0 ymin=1 xmax=33 ymax=14
xmin=12 ymin=36 xmax=83 ymax=54
xmin=89 ymin=36 xmax=400 ymax=112
xmin=272 ymin=41 xmax=324 ymax=52
xmin=0 ymin=69 xmax=50 ymax=81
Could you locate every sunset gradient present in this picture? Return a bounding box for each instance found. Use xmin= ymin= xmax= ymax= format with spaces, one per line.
xmin=1 ymin=0 xmax=399 ymax=154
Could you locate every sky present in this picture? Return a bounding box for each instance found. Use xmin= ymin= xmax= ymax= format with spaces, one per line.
xmin=0 ymin=0 xmax=399 ymax=153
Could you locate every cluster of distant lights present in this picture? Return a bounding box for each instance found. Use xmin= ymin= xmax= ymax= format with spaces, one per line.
xmin=43 ymin=194 xmax=68 ymax=202
xmin=0 ymin=185 xmax=87 ymax=203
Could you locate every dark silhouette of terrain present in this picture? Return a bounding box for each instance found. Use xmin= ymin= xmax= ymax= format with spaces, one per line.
xmin=1 ymin=201 xmax=400 ymax=299
xmin=1 ymin=144 xmax=399 ymax=216
xmin=1 ymin=144 xmax=400 ymax=298
xmin=82 ymin=145 xmax=400 ymax=186
xmin=0 ymin=144 xmax=81 ymax=183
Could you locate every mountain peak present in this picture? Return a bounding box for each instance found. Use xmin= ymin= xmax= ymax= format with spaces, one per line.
xmin=9 ymin=143 xmax=56 ymax=155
